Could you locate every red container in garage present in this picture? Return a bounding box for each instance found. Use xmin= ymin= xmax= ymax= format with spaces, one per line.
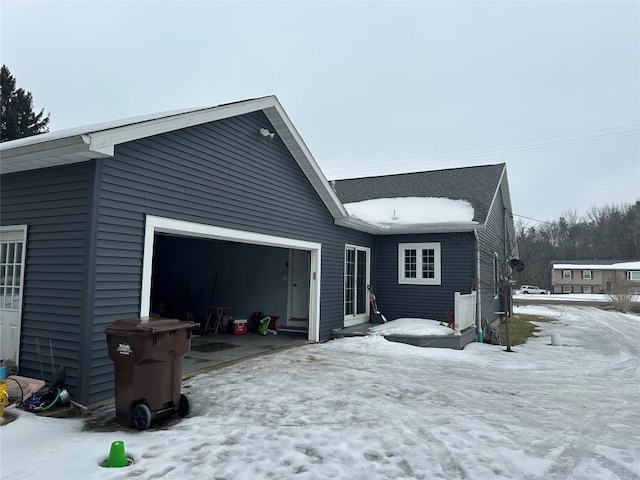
xmin=232 ymin=319 xmax=248 ymax=335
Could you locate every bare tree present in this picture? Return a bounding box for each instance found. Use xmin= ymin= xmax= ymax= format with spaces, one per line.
xmin=605 ymin=276 xmax=639 ymax=313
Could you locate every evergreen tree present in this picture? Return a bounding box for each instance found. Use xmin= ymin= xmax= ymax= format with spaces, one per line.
xmin=1 ymin=65 xmax=49 ymax=142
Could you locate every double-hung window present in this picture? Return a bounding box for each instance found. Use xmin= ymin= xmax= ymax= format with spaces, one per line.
xmin=398 ymin=243 xmax=441 ymax=285
xmin=563 ymin=270 xmax=572 ymax=279
xmin=582 ymin=270 xmax=592 ymax=279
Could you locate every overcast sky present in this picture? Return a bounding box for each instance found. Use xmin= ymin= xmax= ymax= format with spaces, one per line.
xmin=1 ymin=1 xmax=638 ymax=224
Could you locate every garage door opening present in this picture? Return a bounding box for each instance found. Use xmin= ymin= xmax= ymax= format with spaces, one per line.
xmin=140 ymin=216 xmax=320 ymax=344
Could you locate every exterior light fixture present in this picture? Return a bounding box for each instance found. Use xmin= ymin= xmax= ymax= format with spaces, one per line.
xmin=260 ymin=128 xmax=275 ymax=139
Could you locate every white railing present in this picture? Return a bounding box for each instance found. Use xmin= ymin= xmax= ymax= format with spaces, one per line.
xmin=454 ymin=291 xmax=477 ymax=334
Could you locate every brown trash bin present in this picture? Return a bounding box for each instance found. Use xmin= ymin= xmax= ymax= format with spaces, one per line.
xmin=105 ymin=316 xmax=197 ymax=430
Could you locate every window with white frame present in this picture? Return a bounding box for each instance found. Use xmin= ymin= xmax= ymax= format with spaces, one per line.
xmin=582 ymin=270 xmax=592 ymax=279
xmin=398 ymin=243 xmax=441 ymax=285
xmin=562 ymin=285 xmax=572 ymax=293
xmin=345 ymin=245 xmax=370 ymax=317
xmin=627 ymin=271 xmax=640 ymax=282
xmin=1 ymin=240 xmax=23 ymax=310
xmin=562 ymin=270 xmax=572 ymax=279
xmin=582 ymin=285 xmax=592 ymax=293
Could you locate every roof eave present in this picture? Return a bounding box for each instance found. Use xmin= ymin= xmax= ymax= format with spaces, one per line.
xmin=0 ymin=135 xmax=113 ymax=174
xmin=0 ymin=95 xmax=348 ymax=221
xmin=335 ymin=217 xmax=482 ymax=235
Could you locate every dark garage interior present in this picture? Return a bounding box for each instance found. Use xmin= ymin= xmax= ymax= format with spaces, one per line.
xmin=150 ymin=234 xmax=310 ymax=336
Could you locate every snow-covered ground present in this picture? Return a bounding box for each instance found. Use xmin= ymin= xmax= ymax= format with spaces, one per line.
xmin=2 ymin=305 xmax=639 ymax=480
xmin=369 ymin=317 xmax=454 ymax=336
xmin=514 ymin=292 xmax=639 ymax=303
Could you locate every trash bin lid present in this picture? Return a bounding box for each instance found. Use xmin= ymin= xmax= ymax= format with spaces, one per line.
xmin=105 ymin=317 xmax=197 ymax=336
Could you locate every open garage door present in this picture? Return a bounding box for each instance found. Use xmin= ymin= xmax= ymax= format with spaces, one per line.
xmin=141 ymin=216 xmax=320 ymax=342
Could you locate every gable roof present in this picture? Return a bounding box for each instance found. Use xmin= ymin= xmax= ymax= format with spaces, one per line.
xmin=0 ymin=96 xmax=348 ymax=220
xmin=332 ymin=163 xmax=507 ymax=232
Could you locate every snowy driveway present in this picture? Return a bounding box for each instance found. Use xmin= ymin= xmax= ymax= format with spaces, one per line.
xmin=2 ymin=305 xmax=639 ymax=479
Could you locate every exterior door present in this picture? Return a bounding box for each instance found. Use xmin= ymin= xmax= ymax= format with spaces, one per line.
xmin=0 ymin=226 xmax=27 ymax=366
xmin=291 ymin=250 xmax=310 ymax=319
xmin=344 ymin=245 xmax=370 ymax=327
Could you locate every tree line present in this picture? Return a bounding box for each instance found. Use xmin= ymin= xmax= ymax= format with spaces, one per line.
xmin=514 ymin=202 xmax=640 ymax=289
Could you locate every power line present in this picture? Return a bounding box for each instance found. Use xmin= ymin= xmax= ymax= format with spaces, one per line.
xmin=325 ymin=129 xmax=638 ymax=178
xmin=511 ymin=213 xmax=554 ymax=225
xmin=323 ymin=108 xmax=640 ymax=163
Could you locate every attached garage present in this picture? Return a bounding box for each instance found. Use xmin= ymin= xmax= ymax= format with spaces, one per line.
xmin=0 ymin=96 xmax=375 ymax=406
xmin=143 ymin=216 xmax=321 ymax=342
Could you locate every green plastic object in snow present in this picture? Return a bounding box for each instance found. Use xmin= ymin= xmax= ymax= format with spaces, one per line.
xmin=257 ymin=316 xmax=272 ymax=336
xmin=103 ymin=441 xmax=128 ymax=468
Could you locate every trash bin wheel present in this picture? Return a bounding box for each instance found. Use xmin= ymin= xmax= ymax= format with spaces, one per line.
xmin=177 ymin=393 xmax=191 ymax=417
xmin=132 ymin=403 xmax=152 ymax=430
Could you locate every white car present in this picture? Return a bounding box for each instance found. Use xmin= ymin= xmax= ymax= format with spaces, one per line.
xmin=520 ymin=285 xmax=550 ymax=295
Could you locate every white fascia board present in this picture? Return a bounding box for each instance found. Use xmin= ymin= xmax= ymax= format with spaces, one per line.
xmin=0 ymin=97 xmax=276 ymax=175
xmin=483 ymin=164 xmax=506 ymax=226
xmin=0 ymin=134 xmax=86 ymax=157
xmin=264 ymin=102 xmax=348 ymax=220
xmin=0 ymin=136 xmax=112 ymax=174
xmin=87 ymin=97 xmax=277 ymax=151
xmin=335 ymin=216 xmax=482 ymax=235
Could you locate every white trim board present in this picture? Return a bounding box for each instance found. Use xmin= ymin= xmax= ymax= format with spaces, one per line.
xmin=141 ymin=215 xmax=321 ymax=342
xmin=0 ymin=224 xmax=28 ymax=367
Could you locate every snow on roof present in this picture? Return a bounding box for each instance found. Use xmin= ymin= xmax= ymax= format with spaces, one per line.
xmin=343 ymin=197 xmax=476 ymax=226
xmin=553 ymin=261 xmax=640 ymax=270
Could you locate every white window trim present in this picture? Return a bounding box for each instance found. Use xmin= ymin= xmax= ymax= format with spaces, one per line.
xmin=563 ymin=270 xmax=572 ymax=279
xmin=141 ymin=215 xmax=321 ymax=342
xmin=344 ymin=244 xmax=371 ymax=327
xmin=562 ymin=285 xmax=572 ymax=293
xmin=582 ymin=270 xmax=592 ymax=279
xmin=0 ymin=225 xmax=27 ymax=368
xmin=627 ymin=271 xmax=640 ymax=282
xmin=582 ymin=285 xmax=592 ymax=293
xmin=398 ymin=242 xmax=441 ymax=285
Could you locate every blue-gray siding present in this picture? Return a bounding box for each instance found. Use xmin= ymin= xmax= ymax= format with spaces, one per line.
xmin=477 ymin=186 xmax=507 ymax=322
xmin=88 ymin=111 xmax=373 ymax=404
xmin=2 ymin=110 xmax=511 ymax=406
xmin=373 ymin=232 xmax=476 ymax=323
xmin=0 ymin=163 xmax=95 ymax=397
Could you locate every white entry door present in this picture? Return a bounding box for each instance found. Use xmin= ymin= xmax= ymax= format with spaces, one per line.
xmin=0 ymin=226 xmax=27 ymax=366
xmin=291 ymin=250 xmax=310 ymax=319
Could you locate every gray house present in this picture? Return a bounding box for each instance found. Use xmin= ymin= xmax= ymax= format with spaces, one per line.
xmin=333 ymin=164 xmax=516 ymax=339
xmin=0 ymin=96 xmax=515 ymax=406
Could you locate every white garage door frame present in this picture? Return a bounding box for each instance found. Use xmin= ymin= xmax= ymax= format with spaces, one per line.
xmin=140 ymin=215 xmax=321 ymax=342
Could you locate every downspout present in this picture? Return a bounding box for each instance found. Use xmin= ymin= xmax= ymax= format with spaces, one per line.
xmin=78 ymin=158 xmax=103 ymax=405
xmin=474 ymin=228 xmax=483 ymax=342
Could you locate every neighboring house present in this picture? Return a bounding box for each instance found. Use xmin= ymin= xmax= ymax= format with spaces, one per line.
xmin=0 ymin=95 xmax=516 ymax=406
xmin=551 ymin=260 xmax=640 ymax=294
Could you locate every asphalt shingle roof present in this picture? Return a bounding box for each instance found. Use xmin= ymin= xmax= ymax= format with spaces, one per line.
xmin=332 ymin=163 xmax=505 ymax=224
